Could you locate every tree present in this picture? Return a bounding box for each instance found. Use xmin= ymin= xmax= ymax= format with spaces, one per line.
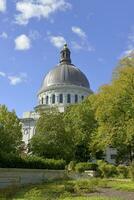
xmin=90 ymin=57 xmax=134 ymax=163
xmin=0 ymin=105 xmax=22 ymax=154
xmin=64 ymin=99 xmax=97 ymax=162
xmin=30 ymin=111 xmax=74 ymax=161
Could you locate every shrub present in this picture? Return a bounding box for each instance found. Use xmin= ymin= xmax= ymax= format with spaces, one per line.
xmin=67 ymin=161 xmax=76 ymax=171
xmin=117 ymin=165 xmax=129 ymax=178
xmin=75 ymin=162 xmax=98 ymax=173
xmin=74 ymin=179 xmax=97 ymax=193
xmin=97 ymin=160 xmax=117 ymax=178
xmin=64 ymin=182 xmax=75 ymax=193
xmin=0 ymin=153 xmax=66 ymax=170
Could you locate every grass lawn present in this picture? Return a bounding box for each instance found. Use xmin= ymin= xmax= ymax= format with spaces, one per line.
xmin=108 ymin=180 xmax=134 ymax=191
xmin=0 ymin=179 xmax=133 ymax=200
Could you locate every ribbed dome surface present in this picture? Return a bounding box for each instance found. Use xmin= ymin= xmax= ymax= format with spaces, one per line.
xmin=38 ymin=44 xmax=90 ymax=94
xmin=39 ymin=64 xmax=90 ymax=93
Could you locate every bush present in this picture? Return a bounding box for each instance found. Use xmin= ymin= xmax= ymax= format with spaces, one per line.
xmin=0 ymin=152 xmax=66 ymax=170
xmin=74 ymin=179 xmax=97 ymax=193
xmin=117 ymin=165 xmax=129 ymax=178
xmin=68 ymin=161 xmax=76 ymax=171
xmin=75 ymin=162 xmax=98 ymax=173
xmin=97 ymin=160 xmax=117 ymax=178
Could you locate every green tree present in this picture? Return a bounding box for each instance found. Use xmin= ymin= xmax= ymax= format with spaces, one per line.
xmin=0 ymin=105 xmax=22 ymax=154
xmin=30 ymin=111 xmax=74 ymax=161
xmin=64 ymin=99 xmax=97 ymax=162
xmin=90 ymin=57 xmax=134 ymax=163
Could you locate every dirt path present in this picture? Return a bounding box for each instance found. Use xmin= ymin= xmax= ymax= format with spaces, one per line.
xmin=88 ymin=188 xmax=134 ymax=200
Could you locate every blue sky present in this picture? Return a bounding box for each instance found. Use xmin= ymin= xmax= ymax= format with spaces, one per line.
xmin=0 ymin=0 xmax=134 ymax=117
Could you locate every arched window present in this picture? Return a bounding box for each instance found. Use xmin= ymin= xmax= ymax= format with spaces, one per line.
xmin=75 ymin=94 xmax=78 ymax=103
xmin=46 ymin=96 xmax=49 ymax=104
xmin=59 ymin=94 xmax=63 ymax=103
xmin=67 ymin=94 xmax=71 ymax=103
xmin=81 ymin=95 xmax=84 ymax=100
xmin=52 ymin=94 xmax=55 ymax=104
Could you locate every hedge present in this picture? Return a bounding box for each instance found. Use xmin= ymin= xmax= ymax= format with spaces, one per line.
xmin=0 ymin=152 xmax=66 ymax=170
xmin=75 ymin=162 xmax=98 ymax=173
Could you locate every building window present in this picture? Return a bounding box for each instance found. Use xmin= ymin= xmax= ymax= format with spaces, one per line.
xmin=75 ymin=94 xmax=78 ymax=103
xmin=81 ymin=95 xmax=84 ymax=100
xmin=59 ymin=94 xmax=63 ymax=103
xmin=46 ymin=96 xmax=49 ymax=104
xmin=41 ymin=97 xmax=44 ymax=104
xmin=52 ymin=94 xmax=55 ymax=104
xmin=67 ymin=94 xmax=71 ymax=103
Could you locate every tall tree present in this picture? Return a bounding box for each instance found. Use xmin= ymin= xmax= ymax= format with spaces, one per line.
xmin=90 ymin=57 xmax=134 ymax=163
xmin=0 ymin=105 xmax=22 ymax=154
xmin=30 ymin=111 xmax=74 ymax=161
xmin=64 ymin=99 xmax=97 ymax=162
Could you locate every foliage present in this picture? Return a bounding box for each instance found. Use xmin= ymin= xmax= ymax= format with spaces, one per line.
xmin=68 ymin=161 xmax=76 ymax=171
xmin=64 ymin=100 xmax=97 ymax=162
xmin=75 ymin=162 xmax=98 ymax=173
xmin=129 ymin=161 xmax=134 ymax=180
xmin=0 ymin=105 xmax=22 ymax=154
xmin=117 ymin=165 xmax=130 ymax=178
xmin=30 ymin=111 xmax=74 ymax=161
xmin=1 ymin=179 xmax=133 ymax=199
xmin=73 ymin=179 xmax=97 ymax=193
xmin=0 ymin=153 xmax=66 ymax=169
xmin=90 ymin=57 xmax=134 ymax=163
xmin=31 ymin=102 xmax=97 ymax=162
xmin=24 ymin=187 xmax=43 ymax=200
xmin=112 ymin=56 xmax=134 ymax=80
xmin=97 ymin=160 xmax=117 ymax=178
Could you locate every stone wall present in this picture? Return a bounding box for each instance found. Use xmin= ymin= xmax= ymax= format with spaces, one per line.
xmin=0 ymin=168 xmax=66 ymax=188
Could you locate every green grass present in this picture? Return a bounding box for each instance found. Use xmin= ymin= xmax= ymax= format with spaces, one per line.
xmin=0 ymin=179 xmax=133 ymax=200
xmin=61 ymin=197 xmax=122 ymax=200
xmin=108 ymin=180 xmax=134 ymax=191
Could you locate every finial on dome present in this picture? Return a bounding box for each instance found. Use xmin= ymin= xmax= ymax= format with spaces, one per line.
xmin=63 ymin=43 xmax=68 ymax=49
xmin=60 ymin=43 xmax=71 ymax=64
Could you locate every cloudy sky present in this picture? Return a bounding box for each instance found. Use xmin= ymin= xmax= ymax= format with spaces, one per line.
xmin=0 ymin=0 xmax=134 ymax=116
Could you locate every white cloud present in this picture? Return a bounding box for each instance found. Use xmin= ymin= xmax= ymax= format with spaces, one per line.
xmin=8 ymin=73 xmax=28 ymax=85
xmin=0 ymin=0 xmax=6 ymax=13
xmin=72 ymin=26 xmax=86 ymax=39
xmin=0 ymin=71 xmax=28 ymax=85
xmin=50 ymin=35 xmax=66 ymax=48
xmin=71 ymin=40 xmax=95 ymax=52
xmin=71 ymin=26 xmax=95 ymax=52
xmin=8 ymin=76 xmax=23 ymax=85
xmin=0 ymin=71 xmax=6 ymax=77
xmin=15 ymin=0 xmax=71 ymax=25
xmin=15 ymin=34 xmax=31 ymax=50
xmin=0 ymin=32 xmax=8 ymax=39
xmin=121 ymin=28 xmax=134 ymax=57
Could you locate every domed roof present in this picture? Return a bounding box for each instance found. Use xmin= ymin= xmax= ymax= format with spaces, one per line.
xmin=38 ymin=44 xmax=90 ymax=94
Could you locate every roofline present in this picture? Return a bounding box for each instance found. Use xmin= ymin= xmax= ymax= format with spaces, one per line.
xmin=37 ymin=84 xmax=92 ymax=96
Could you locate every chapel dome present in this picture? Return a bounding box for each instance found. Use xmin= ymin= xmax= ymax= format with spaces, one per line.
xmin=38 ymin=44 xmax=90 ymax=94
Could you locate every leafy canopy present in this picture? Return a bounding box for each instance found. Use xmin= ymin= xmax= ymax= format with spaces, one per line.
xmin=0 ymin=105 xmax=22 ymax=154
